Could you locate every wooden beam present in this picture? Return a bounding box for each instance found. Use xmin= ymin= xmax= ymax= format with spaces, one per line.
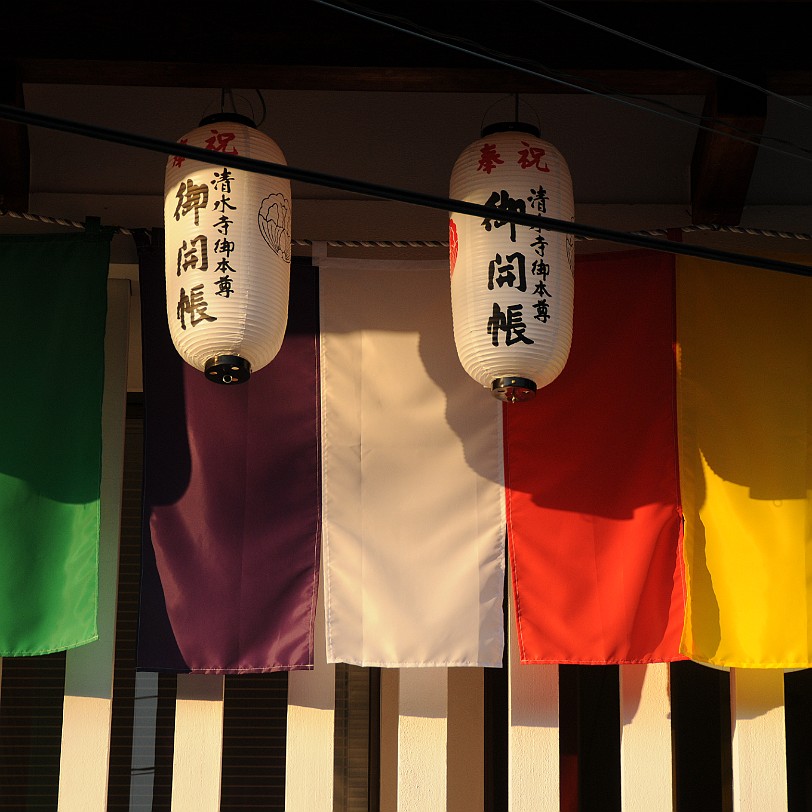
xmin=690 ymin=78 xmax=767 ymax=226
xmin=0 ymin=62 xmax=29 ymax=212
xmin=15 ymin=59 xmax=714 ymax=95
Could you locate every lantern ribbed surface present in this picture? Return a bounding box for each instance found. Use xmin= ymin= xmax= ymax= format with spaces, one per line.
xmin=449 ymin=127 xmax=574 ymax=396
xmin=164 ymin=119 xmax=291 ymax=379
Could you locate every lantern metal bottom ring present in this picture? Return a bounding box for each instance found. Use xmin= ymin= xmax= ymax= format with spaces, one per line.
xmin=492 ymin=377 xmax=536 ymax=403
xmin=205 ymin=355 xmax=252 ymax=385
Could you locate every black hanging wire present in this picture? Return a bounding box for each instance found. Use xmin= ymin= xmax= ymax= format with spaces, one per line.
xmin=255 ymin=90 xmax=267 ymax=127
xmin=308 ymin=0 xmax=812 ymax=164
xmin=527 ymin=0 xmax=812 ymax=113
xmin=1 ymin=102 xmax=811 ymax=278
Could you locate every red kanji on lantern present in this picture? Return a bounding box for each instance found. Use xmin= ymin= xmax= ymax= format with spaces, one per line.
xmin=205 ymin=130 xmax=239 ymax=154
xmin=517 ymin=142 xmax=550 ymax=172
xmin=449 ymin=219 xmax=459 ymax=276
xmin=171 ymin=139 xmax=189 ymax=168
xmin=477 ymin=144 xmax=504 ymax=174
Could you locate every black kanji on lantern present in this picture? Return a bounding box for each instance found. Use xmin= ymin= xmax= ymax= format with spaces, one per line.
xmin=214 ymin=237 xmax=235 ymax=257
xmin=532 ymin=279 xmax=551 ymax=298
xmin=531 ymin=232 xmax=548 ymax=257
xmin=215 ymin=214 xmax=234 ymax=235
xmin=176 ymin=235 xmax=208 ymax=276
xmin=211 ymin=167 xmax=234 ymax=193
xmin=481 ymin=190 xmax=526 ymax=243
xmin=531 ymin=258 xmax=550 ymax=279
xmin=486 ymin=302 xmax=534 ymax=347
xmin=488 ymin=252 xmax=527 ymax=292
xmin=527 ymin=186 xmax=549 ymax=213
xmin=177 ymin=284 xmax=217 ymax=330
xmin=174 ymin=180 xmax=209 ymax=226
xmin=533 ymin=299 xmax=551 ymax=323
xmin=214 ymin=194 xmax=237 ymax=213
xmin=215 ymin=257 xmax=236 ymax=275
xmin=215 ymin=275 xmax=234 ymax=298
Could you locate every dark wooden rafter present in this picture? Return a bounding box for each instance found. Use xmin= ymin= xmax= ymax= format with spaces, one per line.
xmin=690 ymin=78 xmax=768 ymax=226
xmin=8 ymin=1 xmax=812 ymax=96
xmin=0 ymin=62 xmax=29 ymax=212
xmin=15 ymin=59 xmax=717 ymax=95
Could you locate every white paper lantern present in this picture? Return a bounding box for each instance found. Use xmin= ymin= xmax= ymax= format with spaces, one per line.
xmin=449 ymin=122 xmax=574 ymax=402
xmin=164 ymin=113 xmax=291 ymax=384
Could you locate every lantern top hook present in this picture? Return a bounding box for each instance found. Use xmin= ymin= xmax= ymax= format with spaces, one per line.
xmin=198 ymin=112 xmax=258 ymax=129
xmin=480 ymin=121 xmax=540 ymax=139
xmin=480 ymin=94 xmax=541 ymax=137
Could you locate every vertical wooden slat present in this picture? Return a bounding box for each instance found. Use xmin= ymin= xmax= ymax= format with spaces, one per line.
xmin=448 ymin=667 xmax=485 ymax=812
xmin=379 ymin=668 xmax=399 ymax=812
xmin=334 ymin=664 xmax=376 ymax=812
xmin=619 ymin=663 xmax=673 ymax=811
xmin=285 ymin=579 xmax=335 ymax=811
xmin=171 ymin=675 xmax=225 ymax=812
xmin=397 ymin=668 xmax=448 ymax=811
xmin=0 ymin=652 xmax=66 ymax=808
xmin=508 ymin=594 xmax=559 ymax=812
xmin=670 ymin=661 xmax=732 ymax=810
xmin=57 ymin=278 xmax=130 ymax=812
xmin=731 ymin=668 xmax=787 ymax=812
xmin=107 ymin=398 xmax=146 ymax=809
xmin=128 ymin=671 xmax=159 ymax=810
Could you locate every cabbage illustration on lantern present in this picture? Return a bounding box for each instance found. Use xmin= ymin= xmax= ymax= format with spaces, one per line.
xmin=449 ymin=120 xmax=574 ymax=403
xmin=164 ymin=113 xmax=292 ymax=384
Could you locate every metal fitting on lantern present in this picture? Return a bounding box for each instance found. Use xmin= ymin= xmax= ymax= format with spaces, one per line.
xmin=492 ymin=376 xmax=537 ymax=403
xmin=205 ymin=355 xmax=252 ymax=385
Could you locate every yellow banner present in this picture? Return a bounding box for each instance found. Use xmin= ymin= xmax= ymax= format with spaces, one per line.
xmin=677 ymin=254 xmax=812 ymax=667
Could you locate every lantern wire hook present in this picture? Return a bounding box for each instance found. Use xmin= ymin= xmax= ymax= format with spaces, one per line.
xmin=255 ymin=90 xmax=267 ymax=127
xmin=212 ymin=88 xmax=266 ymax=128
xmin=220 ymin=88 xmax=239 ymax=115
xmin=480 ymin=94 xmax=541 ymax=133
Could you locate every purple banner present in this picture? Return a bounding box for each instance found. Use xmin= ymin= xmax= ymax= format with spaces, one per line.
xmin=136 ymin=230 xmax=320 ymax=672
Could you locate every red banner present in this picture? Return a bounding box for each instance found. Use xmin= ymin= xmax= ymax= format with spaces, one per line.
xmin=505 ymin=250 xmax=684 ymax=663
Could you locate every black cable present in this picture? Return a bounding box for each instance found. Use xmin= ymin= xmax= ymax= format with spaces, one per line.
xmin=1 ymin=102 xmax=811 ymax=277
xmin=528 ymin=0 xmax=812 ymax=113
xmin=309 ymin=0 xmax=812 ymax=165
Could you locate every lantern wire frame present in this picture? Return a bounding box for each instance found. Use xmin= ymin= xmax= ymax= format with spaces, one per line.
xmin=201 ymin=89 xmax=267 ymax=129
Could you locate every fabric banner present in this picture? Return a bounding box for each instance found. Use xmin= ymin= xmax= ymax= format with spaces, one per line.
xmin=136 ymin=231 xmax=321 ymax=673
xmin=319 ymin=258 xmax=506 ymax=667
xmin=506 ymin=250 xmax=685 ymax=664
xmin=677 ymin=255 xmax=812 ymax=667
xmin=0 ymin=230 xmax=110 ymax=655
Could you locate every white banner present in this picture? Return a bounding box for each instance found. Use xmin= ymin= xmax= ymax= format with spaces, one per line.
xmin=318 ymin=258 xmax=506 ymax=667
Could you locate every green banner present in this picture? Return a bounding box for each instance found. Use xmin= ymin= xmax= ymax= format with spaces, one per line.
xmin=0 ymin=230 xmax=110 ymax=655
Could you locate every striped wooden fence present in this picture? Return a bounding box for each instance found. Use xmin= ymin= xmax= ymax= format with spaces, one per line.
xmin=0 ymin=275 xmax=803 ymax=812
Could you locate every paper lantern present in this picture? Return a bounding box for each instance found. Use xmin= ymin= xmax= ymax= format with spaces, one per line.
xmin=164 ymin=113 xmax=291 ymax=384
xmin=449 ymin=122 xmax=574 ymax=402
